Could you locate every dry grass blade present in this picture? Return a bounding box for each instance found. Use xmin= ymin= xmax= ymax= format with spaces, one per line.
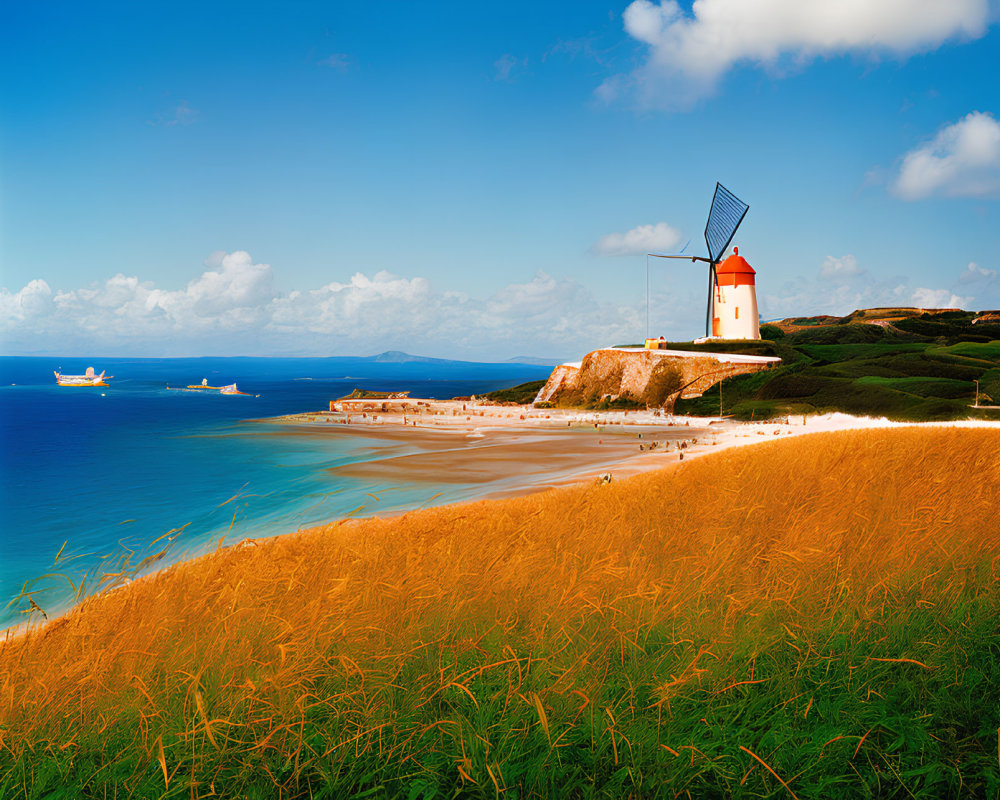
xmin=156 ymin=735 xmax=168 ymax=789
xmin=739 ymin=745 xmax=800 ymax=800
xmin=195 ymin=691 xmax=218 ymax=749
xmin=866 ymin=657 xmax=933 ymax=670
xmin=27 ymin=598 xmax=47 ymax=620
xmin=530 ymin=692 xmax=550 ymax=747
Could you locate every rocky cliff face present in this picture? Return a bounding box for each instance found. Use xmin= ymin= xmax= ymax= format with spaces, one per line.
xmin=535 ymin=348 xmax=780 ymax=409
xmin=533 ymin=363 xmax=580 ymax=404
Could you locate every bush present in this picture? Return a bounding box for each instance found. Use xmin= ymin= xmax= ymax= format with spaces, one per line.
xmin=590 ymin=394 xmax=645 ymax=410
xmin=979 ymin=368 xmax=1000 ymax=404
xmin=758 ymin=374 xmax=837 ymax=400
xmin=789 ymin=323 xmax=888 ymax=345
xmin=485 ymin=380 xmax=547 ymax=405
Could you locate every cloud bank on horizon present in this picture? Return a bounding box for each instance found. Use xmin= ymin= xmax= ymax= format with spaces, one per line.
xmin=0 ymin=252 xmax=644 ymax=358
xmin=760 ymin=253 xmax=998 ymax=320
xmin=3 ymin=250 xmax=996 ymax=358
xmin=603 ymin=0 xmax=991 ymax=108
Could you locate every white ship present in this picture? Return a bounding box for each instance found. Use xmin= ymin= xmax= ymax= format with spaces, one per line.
xmin=54 ymin=367 xmax=111 ymax=387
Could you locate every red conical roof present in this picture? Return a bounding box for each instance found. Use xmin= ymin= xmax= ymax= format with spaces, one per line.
xmin=717 ymin=246 xmax=755 ymax=275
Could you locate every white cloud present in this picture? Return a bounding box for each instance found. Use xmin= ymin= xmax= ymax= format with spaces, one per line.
xmin=761 ymin=279 xmax=908 ymax=320
xmin=957 ymin=261 xmax=997 ymax=284
xmin=593 ymin=222 xmax=683 ymax=256
xmin=494 ymin=54 xmax=529 ymax=82
xmin=0 ymin=253 xmax=642 ymax=358
xmin=892 ymin=111 xmax=1000 ymax=200
xmin=0 ymin=279 xmax=54 ymax=323
xmin=760 ymin=254 xmax=984 ymax=319
xmin=910 ymin=287 xmax=973 ymax=309
xmin=819 ymin=254 xmax=864 ymax=280
xmin=606 ymin=0 xmax=990 ymax=109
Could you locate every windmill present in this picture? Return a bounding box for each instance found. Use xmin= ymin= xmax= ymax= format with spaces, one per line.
xmin=646 ymin=182 xmax=749 ymax=339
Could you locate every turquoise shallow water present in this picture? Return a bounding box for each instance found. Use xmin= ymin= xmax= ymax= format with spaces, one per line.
xmin=0 ymin=356 xmax=552 ymax=628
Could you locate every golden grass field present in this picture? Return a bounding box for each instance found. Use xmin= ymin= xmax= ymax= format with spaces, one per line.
xmin=2 ymin=426 xmax=999 ymax=798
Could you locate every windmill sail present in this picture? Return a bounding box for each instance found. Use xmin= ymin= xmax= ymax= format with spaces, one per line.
xmin=645 ymin=181 xmax=749 ymax=339
xmin=703 ymin=183 xmax=749 ymax=336
xmin=704 ymin=183 xmax=749 ymax=264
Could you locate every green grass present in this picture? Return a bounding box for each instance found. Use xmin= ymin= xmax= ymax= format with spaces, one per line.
xmin=483 ymin=379 xmax=547 ymax=405
xmin=667 ymin=315 xmax=1000 ymax=421
xmin=10 ymin=587 xmax=1000 ymax=798
xmin=794 ymin=342 xmax=928 ymax=362
xmin=855 ymin=376 xmax=975 ymax=399
xmin=929 ymin=341 xmax=1000 ymax=361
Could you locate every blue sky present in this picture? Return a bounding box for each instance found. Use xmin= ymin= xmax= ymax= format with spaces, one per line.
xmin=2 ymin=0 xmax=999 ymax=359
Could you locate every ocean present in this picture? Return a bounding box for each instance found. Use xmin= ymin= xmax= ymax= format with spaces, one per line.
xmin=0 ymin=356 xmax=552 ymax=629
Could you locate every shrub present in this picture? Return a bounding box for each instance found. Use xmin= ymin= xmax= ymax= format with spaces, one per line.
xmin=485 ymin=380 xmax=547 ymax=405
xmin=979 ymin=368 xmax=1000 ymax=404
xmin=789 ymin=323 xmax=888 ymax=345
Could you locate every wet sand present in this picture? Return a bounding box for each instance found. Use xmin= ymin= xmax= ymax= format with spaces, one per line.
xmin=260 ymin=400 xmax=751 ymax=497
xmin=260 ymin=401 xmax=1000 ymax=502
xmin=326 ymin=427 xmax=704 ymax=486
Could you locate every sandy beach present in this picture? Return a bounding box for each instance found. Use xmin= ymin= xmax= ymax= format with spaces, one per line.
xmin=261 ymin=400 xmax=1000 ymax=500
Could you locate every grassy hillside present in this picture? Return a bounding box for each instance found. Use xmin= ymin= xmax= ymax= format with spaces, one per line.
xmin=673 ymin=310 xmax=1000 ymax=420
xmin=483 ymin=379 xmax=547 ymax=405
xmin=2 ymin=428 xmax=999 ymax=798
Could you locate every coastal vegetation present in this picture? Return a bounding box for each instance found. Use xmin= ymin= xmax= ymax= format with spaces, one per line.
xmin=483 ymin=380 xmax=547 ymax=405
xmin=3 ymin=427 xmax=999 ymax=798
xmin=624 ymin=310 xmax=1000 ymax=420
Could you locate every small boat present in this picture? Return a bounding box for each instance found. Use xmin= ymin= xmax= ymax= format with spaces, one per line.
xmin=186 ymin=378 xmax=222 ymax=390
xmin=220 ymin=383 xmax=251 ymax=396
xmin=54 ymin=367 xmax=111 ymax=387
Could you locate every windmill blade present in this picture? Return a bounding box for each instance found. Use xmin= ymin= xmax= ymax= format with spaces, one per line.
xmin=647 ymin=253 xmax=712 ymax=263
xmin=704 ymin=182 xmax=749 ymax=264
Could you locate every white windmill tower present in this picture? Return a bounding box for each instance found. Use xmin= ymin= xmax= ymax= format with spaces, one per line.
xmin=712 ymin=246 xmax=760 ymax=339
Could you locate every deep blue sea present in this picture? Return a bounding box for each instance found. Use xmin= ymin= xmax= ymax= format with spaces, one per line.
xmin=0 ymin=356 xmax=552 ymax=629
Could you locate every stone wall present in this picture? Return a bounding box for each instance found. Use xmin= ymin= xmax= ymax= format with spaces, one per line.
xmin=534 ymin=347 xmax=780 ymax=407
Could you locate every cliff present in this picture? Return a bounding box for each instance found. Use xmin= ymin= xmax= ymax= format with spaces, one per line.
xmin=535 ymin=347 xmax=781 ymax=409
